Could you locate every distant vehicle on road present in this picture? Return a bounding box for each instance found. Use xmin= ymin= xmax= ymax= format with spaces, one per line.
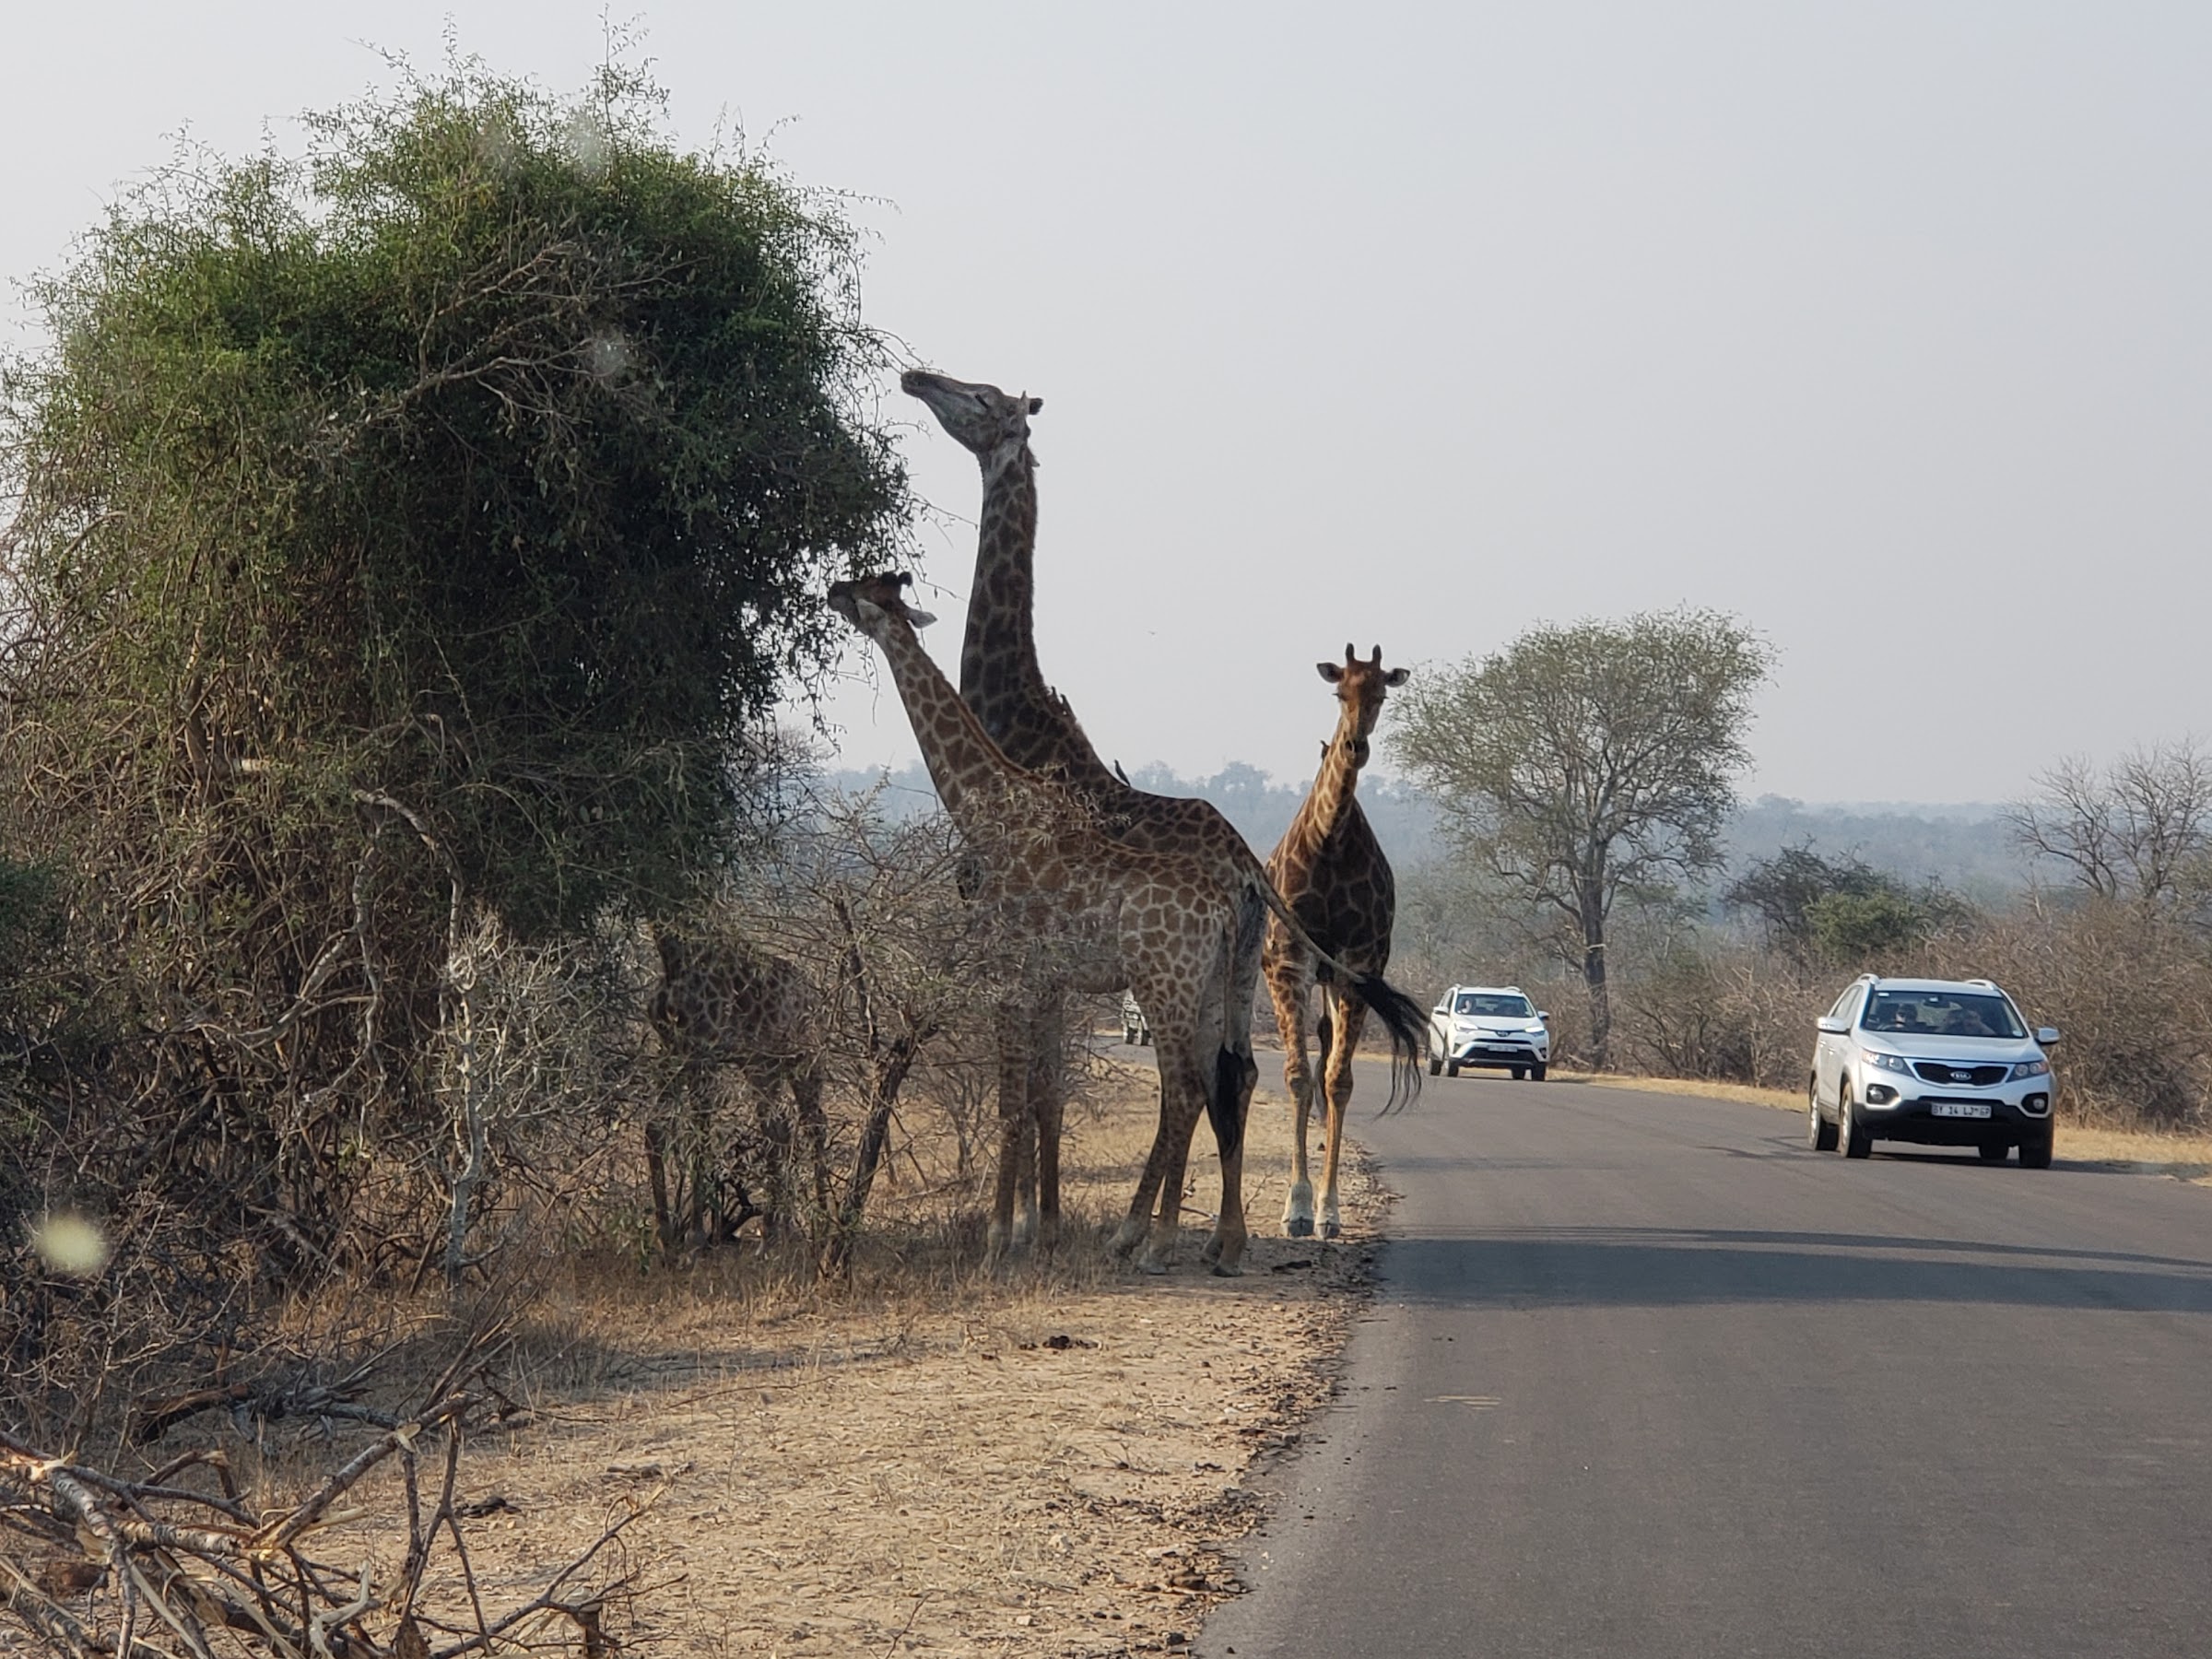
xmin=1429 ymin=984 xmax=1550 ymax=1080
xmin=1806 ymin=974 xmax=2059 ymax=1166
xmin=1120 ymin=991 xmax=1153 ymax=1047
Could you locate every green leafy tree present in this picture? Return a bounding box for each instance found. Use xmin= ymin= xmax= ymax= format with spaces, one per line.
xmin=1726 ymin=845 xmax=1964 ymax=968
xmin=0 ymin=58 xmax=910 ymax=1271
xmin=1390 ymin=609 xmax=1771 ymax=1067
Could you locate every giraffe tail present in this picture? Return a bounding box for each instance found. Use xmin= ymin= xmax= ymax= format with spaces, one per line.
xmin=1340 ymin=968 xmax=1429 ymax=1115
xmin=1206 ymin=1043 xmax=1246 ymax=1160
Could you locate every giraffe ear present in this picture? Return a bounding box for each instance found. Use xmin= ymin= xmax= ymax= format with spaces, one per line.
xmin=1383 ymin=666 xmax=1410 ymax=687
xmin=906 ymin=606 xmax=939 ymax=629
xmin=1316 ymin=662 xmax=1344 ymax=683
xmin=1027 ymin=396 xmax=1043 ymax=415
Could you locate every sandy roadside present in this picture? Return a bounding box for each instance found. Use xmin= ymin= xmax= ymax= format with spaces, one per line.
xmin=300 ymin=1073 xmax=1388 ymax=1657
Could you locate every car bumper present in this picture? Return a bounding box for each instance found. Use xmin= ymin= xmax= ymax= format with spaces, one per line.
xmin=1447 ymin=1037 xmax=1550 ymax=1069
xmin=1853 ymin=1084 xmax=2053 ymax=1144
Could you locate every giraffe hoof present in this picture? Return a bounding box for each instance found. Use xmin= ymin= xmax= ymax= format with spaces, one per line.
xmin=1320 ymin=1220 xmax=1342 ymax=1241
xmin=1284 ymin=1217 xmax=1314 ymax=1239
xmin=1209 ymin=1260 xmax=1243 ymax=1278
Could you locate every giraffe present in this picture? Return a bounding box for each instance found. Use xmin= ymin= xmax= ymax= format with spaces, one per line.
xmin=902 ymin=369 xmax=1415 ymax=1270
xmin=1265 ymin=645 xmax=1411 ymax=1241
xmin=829 ymin=572 xmax=1428 ymax=1274
xmin=646 ymin=927 xmax=830 ymax=1251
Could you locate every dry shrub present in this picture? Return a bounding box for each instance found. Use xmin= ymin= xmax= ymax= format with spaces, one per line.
xmin=1923 ymin=900 xmax=2212 ymax=1128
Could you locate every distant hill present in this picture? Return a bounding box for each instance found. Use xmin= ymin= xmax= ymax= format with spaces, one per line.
xmin=819 ymin=766 xmax=2028 ymax=899
xmin=1718 ymin=794 xmax=2025 ymax=900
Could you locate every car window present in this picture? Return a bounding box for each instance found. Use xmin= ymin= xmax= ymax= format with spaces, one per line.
xmin=1454 ymin=993 xmax=1534 ymax=1018
xmin=1860 ymin=990 xmax=2026 ymax=1041
xmin=1828 ymin=987 xmax=1858 ymax=1022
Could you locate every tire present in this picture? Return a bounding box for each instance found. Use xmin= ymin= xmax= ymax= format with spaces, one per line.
xmin=1806 ymin=1077 xmax=1839 ymax=1152
xmin=1510 ymin=1066 xmax=1526 ymax=1081
xmin=1977 ymin=1141 xmax=2010 ymax=1164
xmin=1428 ymin=1046 xmax=1443 ymax=1077
xmin=1445 ymin=1060 xmax=1462 ymax=1078
xmin=1839 ymin=1084 xmax=1873 ymax=1159
xmin=2018 ymin=1125 xmax=2054 ymax=1170
xmin=1531 ymin=1064 xmax=1547 ymax=1082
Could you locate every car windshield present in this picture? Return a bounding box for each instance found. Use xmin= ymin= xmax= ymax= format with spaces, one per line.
xmin=1455 ymin=993 xmax=1534 ymax=1018
xmin=1860 ymin=990 xmax=2026 ymax=1041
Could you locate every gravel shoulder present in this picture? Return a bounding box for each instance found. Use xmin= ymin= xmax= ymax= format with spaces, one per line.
xmin=309 ymin=1069 xmax=1385 ymax=1656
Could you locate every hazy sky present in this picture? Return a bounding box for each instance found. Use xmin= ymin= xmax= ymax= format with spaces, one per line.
xmin=6 ymin=3 xmax=2208 ymax=803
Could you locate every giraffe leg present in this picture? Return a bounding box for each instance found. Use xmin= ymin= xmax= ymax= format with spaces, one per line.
xmin=1198 ymin=1042 xmax=1257 ymax=1276
xmin=1111 ymin=1076 xmax=1170 ymax=1259
xmin=1319 ymin=992 xmax=1368 ymax=1241
xmin=989 ymin=1001 xmax=1032 ymax=1263
xmin=1267 ymin=957 xmax=1319 ymax=1238
xmin=792 ymin=1063 xmax=832 ymax=1234
xmin=1112 ymin=1024 xmax=1186 ymax=1261
xmin=1137 ymin=1040 xmax=1207 ymax=1275
xmin=1202 ymin=895 xmax=1266 ymax=1272
xmin=1031 ymin=1001 xmax=1066 ymax=1253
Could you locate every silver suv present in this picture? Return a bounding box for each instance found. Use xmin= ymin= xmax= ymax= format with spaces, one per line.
xmin=1806 ymin=975 xmax=2060 ymax=1167
xmin=1429 ymin=985 xmax=1550 ymax=1080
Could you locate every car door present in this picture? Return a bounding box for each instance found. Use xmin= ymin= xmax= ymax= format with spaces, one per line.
xmin=1815 ymin=985 xmax=1859 ymax=1108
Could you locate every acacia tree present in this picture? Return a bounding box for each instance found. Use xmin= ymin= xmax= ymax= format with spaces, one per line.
xmin=0 ymin=58 xmax=910 ymax=1283
xmin=1390 ymin=609 xmax=1771 ymax=1067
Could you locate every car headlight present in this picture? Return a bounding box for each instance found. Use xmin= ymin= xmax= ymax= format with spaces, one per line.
xmin=1862 ymin=1051 xmax=1912 ymax=1075
xmin=1524 ymin=1020 xmax=1547 ymax=1034
xmin=2009 ymin=1058 xmax=2051 ymax=1078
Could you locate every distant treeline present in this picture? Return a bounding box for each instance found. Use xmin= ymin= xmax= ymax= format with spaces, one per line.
xmin=823 ymin=763 xmax=2026 ymax=895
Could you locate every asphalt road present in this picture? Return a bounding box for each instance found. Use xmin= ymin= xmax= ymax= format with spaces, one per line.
xmin=1195 ymin=1062 xmax=2212 ymax=1659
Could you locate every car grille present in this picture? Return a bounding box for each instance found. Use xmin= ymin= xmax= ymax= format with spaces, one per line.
xmin=1910 ymin=1062 xmax=2007 ymax=1088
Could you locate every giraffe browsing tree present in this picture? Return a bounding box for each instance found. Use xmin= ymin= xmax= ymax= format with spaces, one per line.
xmin=902 ymin=371 xmax=1432 ymax=1266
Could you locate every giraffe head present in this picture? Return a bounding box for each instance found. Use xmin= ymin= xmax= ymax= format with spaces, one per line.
xmin=1316 ymin=644 xmax=1410 ymax=769
xmin=828 ymin=571 xmax=938 ymax=640
xmin=901 ymin=369 xmax=1042 ymax=460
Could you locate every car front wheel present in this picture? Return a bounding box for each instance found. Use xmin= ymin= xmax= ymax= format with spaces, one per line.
xmin=1839 ymin=1084 xmax=1872 ymax=1159
xmin=1531 ymin=1063 xmax=1547 ymax=1082
xmin=2018 ymin=1124 xmax=2054 ymax=1170
xmin=1977 ymin=1140 xmax=2009 ymax=1163
xmin=1428 ymin=1044 xmax=1443 ymax=1077
xmin=1806 ymin=1077 xmax=1838 ymax=1152
xmin=1445 ymin=1060 xmax=1461 ymax=1078
xmin=1510 ymin=1065 xmax=1525 ymax=1081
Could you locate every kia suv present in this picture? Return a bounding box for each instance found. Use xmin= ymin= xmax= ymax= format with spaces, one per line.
xmin=1806 ymin=975 xmax=2060 ymax=1166
xmin=1429 ymin=985 xmax=1550 ymax=1080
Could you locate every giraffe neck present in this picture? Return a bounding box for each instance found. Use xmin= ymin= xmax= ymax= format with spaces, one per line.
xmin=1285 ymin=712 xmax=1370 ymax=860
xmin=865 ymin=609 xmax=1031 ymax=844
xmin=956 ymin=437 xmax=1122 ymax=793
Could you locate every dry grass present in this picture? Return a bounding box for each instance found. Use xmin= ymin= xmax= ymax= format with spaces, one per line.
xmin=1558 ymin=1069 xmax=2212 ymax=1184
xmin=198 ymin=1063 xmax=1388 ymax=1657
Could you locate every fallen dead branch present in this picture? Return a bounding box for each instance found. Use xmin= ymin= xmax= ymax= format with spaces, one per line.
xmin=0 ymin=1391 xmax=650 ymax=1657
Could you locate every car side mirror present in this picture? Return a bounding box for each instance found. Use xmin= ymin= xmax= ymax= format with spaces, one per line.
xmin=1537 ymin=1011 xmax=1550 ymax=1022
xmin=1816 ymin=1016 xmax=1849 ymax=1035
xmin=2036 ymin=1026 xmax=2060 ymax=1047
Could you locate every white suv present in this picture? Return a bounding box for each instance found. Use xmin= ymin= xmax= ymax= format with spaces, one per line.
xmin=1429 ymin=985 xmax=1550 ymax=1080
xmin=1806 ymin=975 xmax=2060 ymax=1167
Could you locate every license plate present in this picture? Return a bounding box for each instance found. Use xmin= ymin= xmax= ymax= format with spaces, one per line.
xmin=1931 ymin=1101 xmax=1992 ymax=1119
